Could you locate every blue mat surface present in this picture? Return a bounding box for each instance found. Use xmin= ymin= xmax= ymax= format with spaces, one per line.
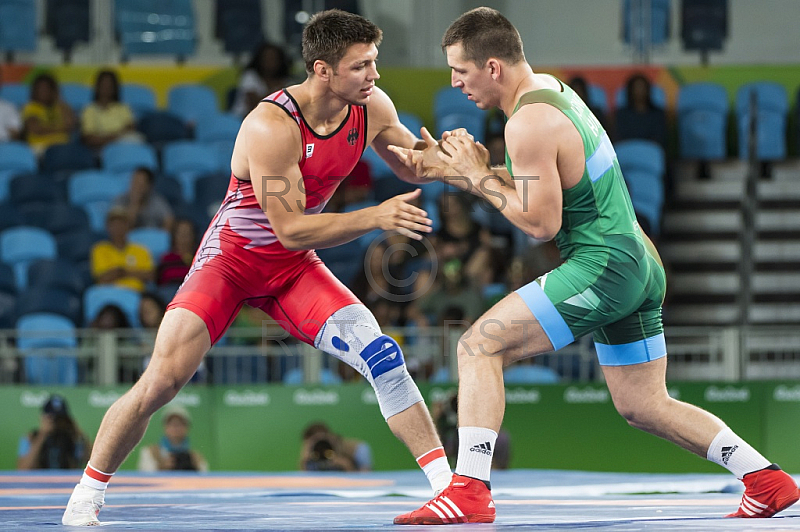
xmin=2 ymin=469 xmax=799 ymax=530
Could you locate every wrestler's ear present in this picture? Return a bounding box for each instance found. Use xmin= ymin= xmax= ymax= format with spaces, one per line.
xmin=313 ymin=60 xmax=334 ymax=82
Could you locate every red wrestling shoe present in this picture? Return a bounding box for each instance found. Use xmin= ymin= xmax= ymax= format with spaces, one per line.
xmin=394 ymin=474 xmax=495 ymax=525
xmin=726 ymin=465 xmax=800 ymax=518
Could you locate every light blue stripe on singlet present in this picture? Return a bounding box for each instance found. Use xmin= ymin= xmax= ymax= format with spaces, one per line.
xmin=516 ymin=280 xmax=574 ymax=351
xmin=586 ymin=133 xmax=616 ymax=182
xmin=594 ymin=333 xmax=667 ymax=366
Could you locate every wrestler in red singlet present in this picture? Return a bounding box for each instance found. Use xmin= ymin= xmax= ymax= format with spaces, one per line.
xmin=167 ymin=89 xmax=366 ymax=344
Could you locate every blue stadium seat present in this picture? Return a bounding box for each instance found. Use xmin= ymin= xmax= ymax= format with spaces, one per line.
xmin=503 ymin=364 xmax=560 ymax=384
xmin=677 ymin=82 xmax=728 ymax=160
xmin=39 ymin=203 xmax=91 ymax=236
xmin=0 ymin=292 xmax=15 ymax=328
xmin=17 ymin=312 xmax=78 ymax=385
xmin=83 ymin=284 xmax=141 ymax=327
xmin=316 ymin=240 xmax=363 ymax=285
xmin=0 ymin=262 xmax=15 ymax=295
xmin=615 ymin=83 xmax=667 ymax=109
xmin=437 ymin=112 xmax=486 ymax=144
xmin=194 ymin=173 xmax=229 ymax=214
xmin=115 ymin=0 xmax=195 ymax=58
xmin=162 ymin=141 xmax=220 ymax=201
xmin=56 ymin=229 xmax=101 ymax=267
xmin=167 ymin=84 xmax=220 ymax=125
xmin=40 ymin=142 xmax=96 ymax=177
xmin=281 ymin=367 xmax=342 ymax=385
xmin=622 ymin=0 xmax=671 ymax=47
xmin=0 ymin=226 xmax=58 ymax=290
xmin=137 ymin=111 xmax=189 ymax=149
xmin=207 ymin=139 xmax=235 ymax=173
xmin=360 ymin=147 xmax=394 ymax=180
xmin=0 ymin=142 xmax=37 ymax=201
xmin=60 ymin=83 xmax=92 ymax=112
xmin=0 ymin=0 xmax=37 ymax=53
xmin=9 ymin=174 xmax=64 ymax=208
xmin=587 ymin=84 xmax=609 ymax=114
xmin=434 ymin=86 xmax=479 ymax=118
xmin=397 ymin=111 xmax=424 ymax=137
xmin=27 ymin=258 xmax=87 ymax=296
xmin=68 ymin=170 xmax=131 ymax=232
xmin=121 ymin=83 xmax=157 ymax=119
xmin=215 ymin=0 xmax=262 ymax=55
xmin=154 ymin=175 xmax=186 ymax=207
xmin=101 ymin=142 xmax=158 ymax=174
xmin=736 ymin=82 xmax=789 ymax=161
xmin=46 ymin=0 xmax=90 ymax=60
xmin=194 ymin=113 xmax=242 ymax=143
xmin=0 ymin=201 xmax=21 ymax=231
xmin=429 ymin=366 xmax=452 ymax=384
xmin=128 ymin=227 xmax=170 ymax=261
xmin=16 ymin=287 xmax=82 ymax=324
xmin=616 ymin=140 xmax=665 ymax=235
xmin=0 ymin=82 xmax=29 ymax=108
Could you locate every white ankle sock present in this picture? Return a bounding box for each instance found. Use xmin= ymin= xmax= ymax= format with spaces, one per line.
xmin=416 ymin=447 xmax=452 ymax=493
xmin=455 ymin=427 xmax=497 ymax=482
xmin=80 ymin=463 xmax=113 ymax=491
xmin=706 ymin=427 xmax=771 ymax=479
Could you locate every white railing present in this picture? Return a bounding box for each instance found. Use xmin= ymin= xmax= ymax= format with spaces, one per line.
xmin=1 ymin=325 xmax=799 ymax=386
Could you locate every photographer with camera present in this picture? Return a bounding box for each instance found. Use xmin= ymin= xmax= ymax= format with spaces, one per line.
xmin=18 ymin=395 xmax=92 ymax=470
xmin=137 ymin=405 xmax=208 ymax=472
xmin=299 ymin=422 xmax=372 ymax=472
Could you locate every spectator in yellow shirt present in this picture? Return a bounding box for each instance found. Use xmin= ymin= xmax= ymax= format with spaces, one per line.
xmin=22 ymin=73 xmax=77 ymax=156
xmin=81 ymin=70 xmax=141 ymax=150
xmin=91 ymin=207 xmax=154 ymax=292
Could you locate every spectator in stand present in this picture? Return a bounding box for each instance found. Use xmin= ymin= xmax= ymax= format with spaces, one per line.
xmin=614 ymin=73 xmax=667 ymax=150
xmin=81 ymin=70 xmax=141 ymax=151
xmin=137 ymin=405 xmax=208 ymax=472
xmin=231 ymin=42 xmax=292 ymax=117
xmin=0 ymin=69 xmax=22 ymax=141
xmin=112 ymin=167 xmax=174 ymax=230
xmin=567 ymin=76 xmax=608 ymax=130
xmin=299 ymin=422 xmax=372 ymax=472
xmin=157 ymin=219 xmax=197 ymax=286
xmin=90 ymin=304 xmax=130 ymax=330
xmin=434 ymin=192 xmax=493 ymax=288
xmin=18 ymin=395 xmax=92 ymax=470
xmin=139 ymin=292 xmax=166 ymax=329
xmin=407 ymin=258 xmax=485 ymax=327
xmin=90 ymin=206 xmax=154 ymax=292
xmin=22 ymin=73 xmax=77 ymax=156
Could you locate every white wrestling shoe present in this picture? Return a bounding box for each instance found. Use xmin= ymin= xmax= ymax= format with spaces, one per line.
xmin=62 ymin=484 xmax=104 ymax=526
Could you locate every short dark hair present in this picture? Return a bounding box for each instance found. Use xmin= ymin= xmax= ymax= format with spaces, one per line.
xmin=442 ymin=7 xmax=524 ymax=67
xmin=92 ymin=70 xmax=121 ymax=103
xmin=301 ymin=9 xmax=382 ymax=74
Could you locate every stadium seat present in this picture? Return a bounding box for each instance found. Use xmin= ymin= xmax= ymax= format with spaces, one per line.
xmin=0 ymin=262 xmax=15 ymax=295
xmin=27 ymin=258 xmax=87 ymax=296
xmin=360 ymin=147 xmax=394 ymax=180
xmin=316 ymin=240 xmax=363 ymax=286
xmin=68 ymin=170 xmax=131 ymax=232
xmin=115 ymin=0 xmax=195 ymax=58
xmin=281 ymin=367 xmax=342 ymax=385
xmin=0 ymin=201 xmax=21 ymax=231
xmin=167 ymin=84 xmax=220 ymax=125
xmin=622 ymin=0 xmax=671 ymax=47
xmin=40 ymin=142 xmax=97 ymax=178
xmin=736 ymin=82 xmax=789 ymax=161
xmin=194 ymin=113 xmax=242 ymax=143
xmin=46 ymin=0 xmax=90 ymax=61
xmin=60 ymin=83 xmax=92 ymax=112
xmin=102 ymin=142 xmax=158 ymax=174
xmin=16 ymin=286 xmax=82 ymax=325
xmin=9 ymin=174 xmax=64 ymax=209
xmin=397 ymin=111 xmax=424 ymax=137
xmin=0 ymin=292 xmax=15 ymax=328
xmin=215 ymin=0 xmax=262 ymax=55
xmin=83 ymin=284 xmax=142 ymax=327
xmin=0 ymin=0 xmax=37 ymax=53
xmin=163 ymin=141 xmax=220 ymax=201
xmin=677 ymin=82 xmax=728 ymax=160
xmin=137 ymin=111 xmax=189 ymax=148
xmin=154 ymin=175 xmax=186 ymax=207
xmin=17 ymin=312 xmax=78 ymax=385
xmin=39 ymin=203 xmax=91 ymax=236
xmin=128 ymin=227 xmax=170 ymax=261
xmin=616 ymin=140 xmax=665 ymax=235
xmin=194 ymin=173 xmax=229 ymax=214
xmin=0 ymin=226 xmax=58 ymax=290
xmin=0 ymin=142 xmax=37 ymax=201
xmin=437 ymin=112 xmax=486 ymax=144
xmin=121 ymin=83 xmax=157 ymax=119
xmin=55 ymin=229 xmax=101 ymax=267
xmin=208 ymin=139 xmax=236 ymax=173
xmin=503 ymin=364 xmax=560 ymax=384
xmin=615 ymin=83 xmax=667 ymax=109
xmin=587 ymin=84 xmax=609 ymax=114
xmin=0 ymin=82 xmax=29 ymax=108
xmin=429 ymin=366 xmax=452 ymax=384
